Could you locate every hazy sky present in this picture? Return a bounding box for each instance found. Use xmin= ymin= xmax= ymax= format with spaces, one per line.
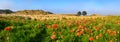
xmin=0 ymin=0 xmax=120 ymax=15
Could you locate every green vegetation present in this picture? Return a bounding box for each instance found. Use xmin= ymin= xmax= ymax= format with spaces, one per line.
xmin=0 ymin=9 xmax=13 ymax=14
xmin=15 ymin=10 xmax=53 ymax=15
xmin=0 ymin=9 xmax=53 ymax=15
xmin=82 ymin=11 xmax=87 ymax=16
xmin=0 ymin=16 xmax=120 ymax=42
xmin=77 ymin=11 xmax=81 ymax=16
xmin=77 ymin=11 xmax=87 ymax=16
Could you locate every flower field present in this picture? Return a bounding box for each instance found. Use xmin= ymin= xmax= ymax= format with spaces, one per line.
xmin=0 ymin=15 xmax=120 ymax=42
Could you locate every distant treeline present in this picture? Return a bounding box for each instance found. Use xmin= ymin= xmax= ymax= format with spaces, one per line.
xmin=0 ymin=9 xmax=53 ymax=14
xmin=76 ymin=11 xmax=87 ymax=16
xmin=0 ymin=9 xmax=88 ymax=16
xmin=0 ymin=9 xmax=14 ymax=14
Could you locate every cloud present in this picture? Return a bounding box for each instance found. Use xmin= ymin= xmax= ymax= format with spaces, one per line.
xmin=0 ymin=0 xmax=13 ymax=9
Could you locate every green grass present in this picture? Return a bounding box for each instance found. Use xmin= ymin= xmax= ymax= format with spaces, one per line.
xmin=0 ymin=16 xmax=120 ymax=42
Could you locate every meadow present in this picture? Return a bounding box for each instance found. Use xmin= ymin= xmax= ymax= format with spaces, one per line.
xmin=0 ymin=15 xmax=120 ymax=42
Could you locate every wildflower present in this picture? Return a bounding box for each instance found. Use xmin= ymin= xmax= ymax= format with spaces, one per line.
xmin=99 ymin=33 xmax=102 ymax=38
xmin=76 ymin=29 xmax=80 ymax=32
xmin=70 ymin=30 xmax=74 ymax=33
xmin=4 ymin=26 xmax=12 ymax=31
xmin=94 ymin=27 xmax=99 ymax=31
xmin=96 ymin=36 xmax=99 ymax=39
xmin=52 ymin=24 xmax=58 ymax=29
xmin=109 ymin=40 xmax=113 ymax=42
xmin=76 ymin=20 xmax=81 ymax=25
xmin=80 ymin=29 xmax=84 ymax=35
xmin=111 ymin=31 xmax=117 ymax=36
xmin=107 ymin=29 xmax=111 ymax=34
xmin=52 ymin=32 xmax=56 ymax=35
xmin=89 ymin=37 xmax=94 ymax=41
xmin=78 ymin=25 xmax=83 ymax=29
xmin=51 ymin=35 xmax=56 ymax=40
xmin=76 ymin=32 xmax=81 ymax=36
xmin=89 ymin=30 xmax=93 ymax=34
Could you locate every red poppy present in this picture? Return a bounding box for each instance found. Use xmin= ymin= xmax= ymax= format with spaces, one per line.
xmin=51 ymin=35 xmax=56 ymax=40
xmin=52 ymin=24 xmax=58 ymax=29
xmin=89 ymin=30 xmax=93 ymax=34
xmin=70 ymin=30 xmax=74 ymax=33
xmin=80 ymin=29 xmax=84 ymax=35
xmin=76 ymin=32 xmax=81 ymax=36
xmin=94 ymin=27 xmax=99 ymax=31
xmin=76 ymin=20 xmax=81 ymax=25
xmin=107 ymin=29 xmax=111 ymax=34
xmin=109 ymin=40 xmax=113 ymax=42
xmin=52 ymin=31 xmax=56 ymax=35
xmin=78 ymin=25 xmax=83 ymax=29
xmin=99 ymin=33 xmax=102 ymax=38
xmin=89 ymin=37 xmax=94 ymax=41
xmin=4 ymin=26 xmax=12 ymax=31
xmin=111 ymin=31 xmax=117 ymax=36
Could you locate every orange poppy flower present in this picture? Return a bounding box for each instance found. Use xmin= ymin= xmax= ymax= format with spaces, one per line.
xmin=99 ymin=33 xmax=102 ymax=38
xmin=88 ymin=30 xmax=93 ymax=34
xmin=4 ymin=26 xmax=12 ymax=31
xmin=76 ymin=20 xmax=81 ymax=25
xmin=89 ymin=37 xmax=94 ymax=41
xmin=76 ymin=32 xmax=81 ymax=36
xmin=52 ymin=31 xmax=56 ymax=35
xmin=78 ymin=25 xmax=83 ymax=29
xmin=109 ymin=40 xmax=113 ymax=42
xmin=107 ymin=29 xmax=111 ymax=34
xmin=51 ymin=35 xmax=56 ymax=40
xmin=94 ymin=27 xmax=99 ymax=31
xmin=111 ymin=31 xmax=117 ymax=36
xmin=52 ymin=24 xmax=58 ymax=29
xmin=80 ymin=29 xmax=84 ymax=35
xmin=76 ymin=29 xmax=80 ymax=32
xmin=70 ymin=30 xmax=74 ymax=33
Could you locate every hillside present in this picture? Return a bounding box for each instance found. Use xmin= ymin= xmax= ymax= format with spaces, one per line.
xmin=15 ymin=10 xmax=53 ymax=15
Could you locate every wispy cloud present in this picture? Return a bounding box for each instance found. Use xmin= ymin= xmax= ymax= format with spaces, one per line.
xmin=0 ymin=0 xmax=13 ymax=9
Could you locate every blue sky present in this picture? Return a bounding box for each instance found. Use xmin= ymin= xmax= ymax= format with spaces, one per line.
xmin=0 ymin=0 xmax=120 ymax=15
